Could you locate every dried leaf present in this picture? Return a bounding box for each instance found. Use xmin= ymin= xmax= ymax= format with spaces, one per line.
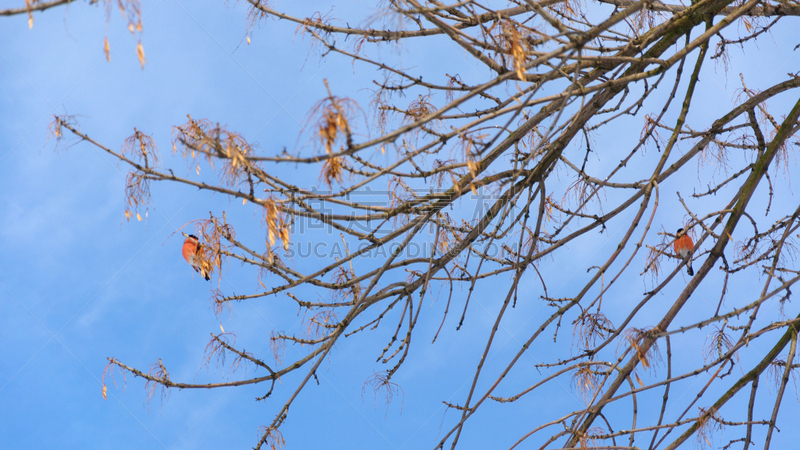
xmin=220 ymin=323 xmax=225 ymax=333
xmin=246 ymin=36 xmax=251 ymax=45
xmin=136 ymin=42 xmax=146 ymax=69
xmin=28 ymin=15 xmax=33 ymax=29
xmin=466 ymin=159 xmax=478 ymax=177
xmin=280 ymin=227 xmax=290 ymax=250
xmin=104 ymin=37 xmax=111 ymax=62
xmin=321 ymin=156 xmax=344 ymax=187
xmin=102 ymin=384 xmax=108 ymax=400
xmin=136 ymin=213 xmax=142 ymax=221
xmin=242 ymin=198 xmax=247 ymax=205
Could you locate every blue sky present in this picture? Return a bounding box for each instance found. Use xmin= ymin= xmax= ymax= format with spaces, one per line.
xmin=2 ymin=1 xmax=800 ymax=449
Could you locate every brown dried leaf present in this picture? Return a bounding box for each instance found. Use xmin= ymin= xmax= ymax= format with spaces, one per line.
xmin=136 ymin=41 xmax=146 ymax=69
xmin=104 ymin=37 xmax=111 ymax=61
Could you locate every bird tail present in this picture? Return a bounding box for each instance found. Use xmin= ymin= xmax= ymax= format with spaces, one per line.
xmin=192 ymin=264 xmax=211 ymax=281
xmin=687 ymin=262 xmax=694 ymax=276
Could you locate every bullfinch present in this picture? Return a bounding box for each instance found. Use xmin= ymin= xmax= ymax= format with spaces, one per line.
xmin=673 ymin=228 xmax=694 ymax=276
xmin=182 ymin=234 xmax=210 ymax=281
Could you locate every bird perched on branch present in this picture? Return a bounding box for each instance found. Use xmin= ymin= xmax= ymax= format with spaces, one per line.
xmin=182 ymin=234 xmax=210 ymax=280
xmin=673 ymin=228 xmax=694 ymax=276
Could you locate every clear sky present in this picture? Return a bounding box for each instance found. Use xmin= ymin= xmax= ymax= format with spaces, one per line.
xmin=2 ymin=1 xmax=800 ymax=449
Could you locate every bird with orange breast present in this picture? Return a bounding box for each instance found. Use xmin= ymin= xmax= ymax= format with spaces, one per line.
xmin=673 ymin=228 xmax=694 ymax=276
xmin=182 ymin=234 xmax=210 ymax=281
